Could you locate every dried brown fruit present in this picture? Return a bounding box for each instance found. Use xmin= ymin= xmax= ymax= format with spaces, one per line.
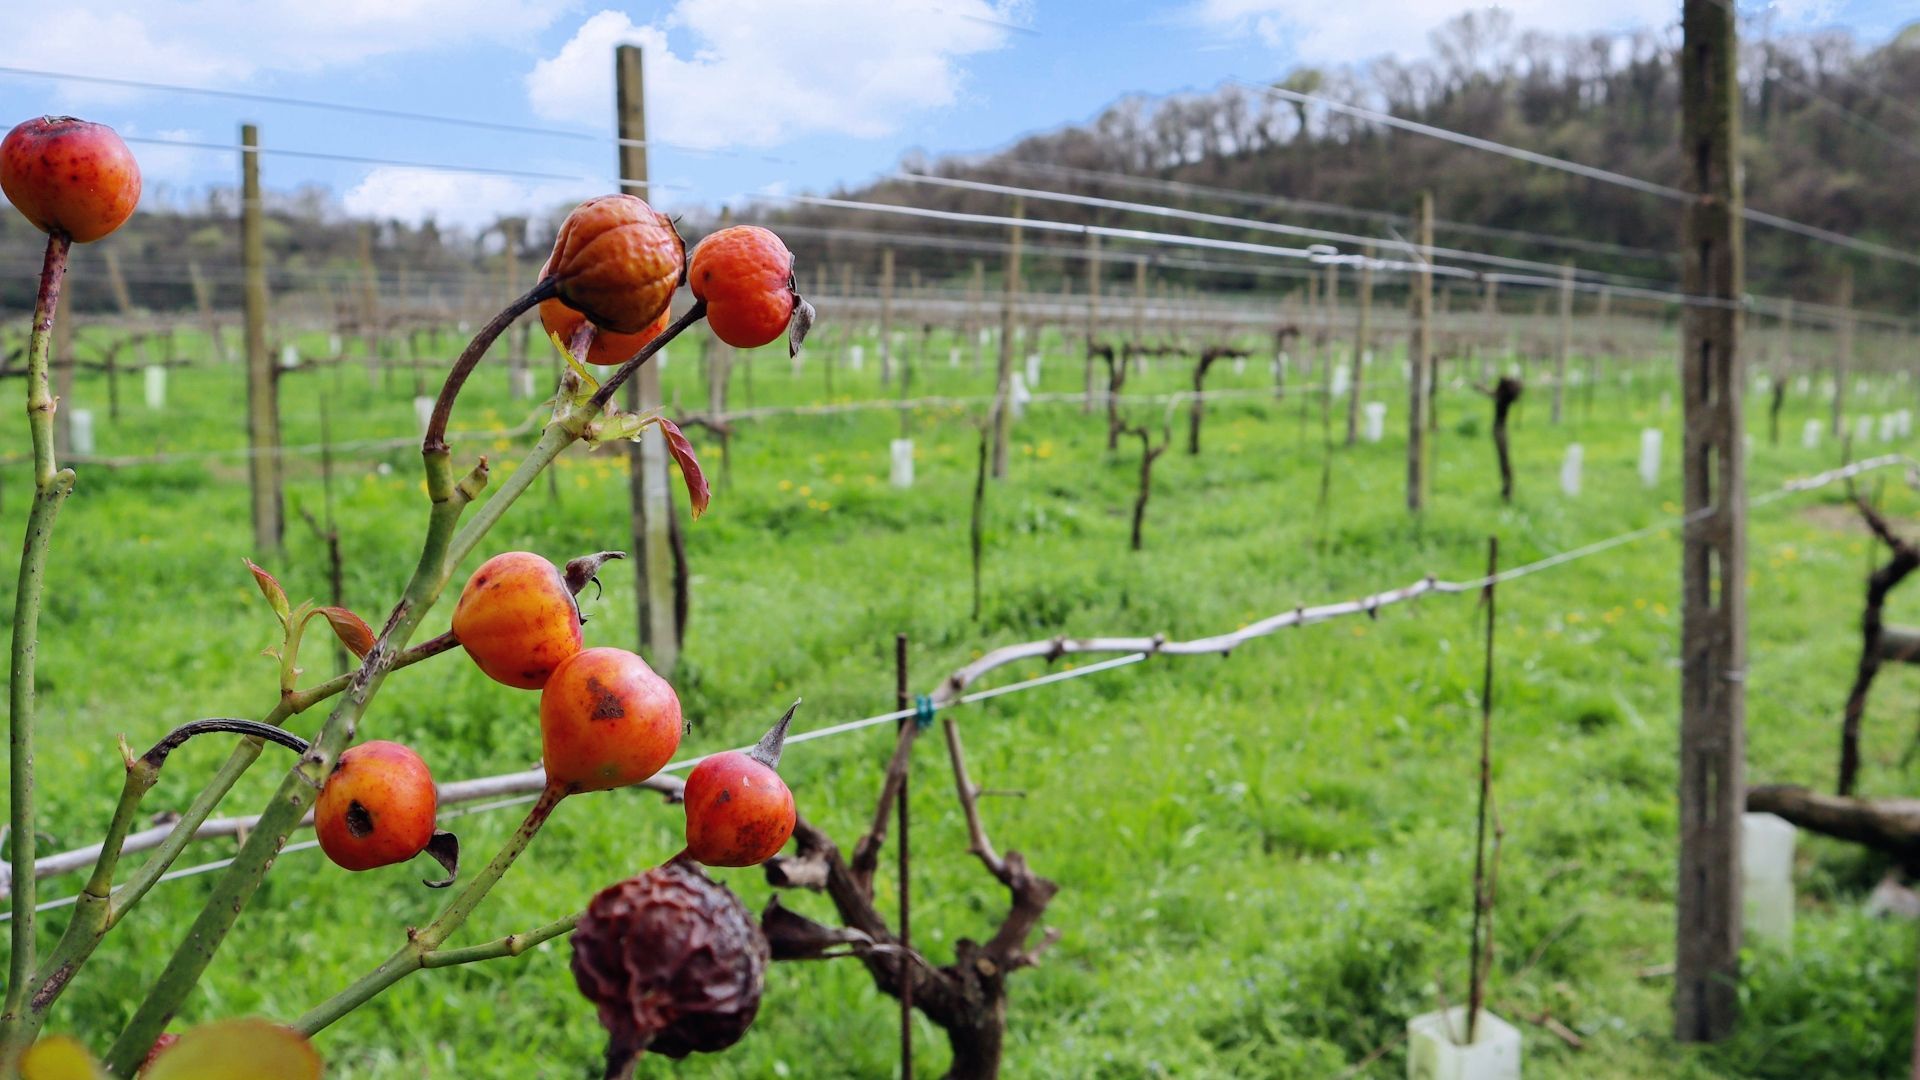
xmin=545 ymin=194 xmax=684 ymax=335
xmin=570 ymin=857 xmax=769 ymax=1075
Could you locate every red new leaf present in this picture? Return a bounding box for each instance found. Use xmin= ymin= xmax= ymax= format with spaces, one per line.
xmin=314 ymin=606 xmax=376 ymax=658
xmin=657 ymin=418 xmax=710 ymax=520
xmin=244 ymin=559 xmax=290 ymax=621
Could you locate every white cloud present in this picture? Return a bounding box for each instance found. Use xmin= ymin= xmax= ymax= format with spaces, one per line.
xmin=0 ymin=1 xmax=576 ymax=98
xmin=1193 ymin=1 xmax=1675 ymax=65
xmin=341 ymin=166 xmax=593 ymax=232
xmin=527 ymin=2 xmax=1017 ymax=149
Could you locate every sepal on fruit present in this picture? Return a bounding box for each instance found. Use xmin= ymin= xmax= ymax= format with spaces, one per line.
xmin=788 ymin=291 xmax=816 ymax=359
xmin=749 ymin=699 xmax=800 ymax=769
xmin=422 ymin=830 xmax=460 ymax=889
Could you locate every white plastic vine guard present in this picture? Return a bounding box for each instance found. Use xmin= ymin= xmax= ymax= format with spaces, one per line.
xmin=1362 ymin=402 xmax=1386 ymax=443
xmin=1802 ymin=419 xmax=1822 ymax=449
xmin=1560 ymin=443 xmax=1582 ymax=497
xmin=889 ymin=438 xmax=914 ymax=488
xmin=1025 ymin=354 xmax=1042 ymax=387
xmin=414 ymin=396 xmax=434 ymax=435
xmin=1406 ymin=1007 xmax=1521 ymax=1080
xmin=1742 ymin=811 xmax=1795 ymax=951
xmin=510 ymin=369 xmax=536 ymax=400
xmin=850 ymin=344 xmax=865 ymax=371
xmin=144 ymin=365 xmax=167 ymax=410
xmin=279 ymin=344 xmax=300 ymax=370
xmin=69 ymin=409 xmax=95 ymax=456
xmin=1638 ymin=429 xmax=1661 ymax=488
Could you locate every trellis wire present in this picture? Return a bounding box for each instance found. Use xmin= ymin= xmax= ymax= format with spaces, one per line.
xmin=6 ymin=454 xmax=1911 ymax=916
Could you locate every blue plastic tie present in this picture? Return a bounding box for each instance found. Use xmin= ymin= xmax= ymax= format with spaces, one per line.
xmin=914 ymin=694 xmax=936 ymax=730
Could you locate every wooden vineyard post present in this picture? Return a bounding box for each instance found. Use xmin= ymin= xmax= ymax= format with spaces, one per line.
xmin=1304 ymin=269 xmax=1319 ymax=390
xmin=880 ymin=247 xmax=896 ymax=387
xmin=241 ymin=122 xmax=283 ymax=552
xmin=1132 ymin=257 xmax=1147 ymax=356
xmin=1345 ymin=249 xmax=1372 ymax=447
xmin=1083 ymin=232 xmax=1099 ymax=413
xmin=1833 ymin=268 xmax=1853 ymax=441
xmin=1322 ymin=261 xmax=1338 ymax=430
xmin=1676 ymin=0 xmax=1747 ymax=1043
xmin=503 ymin=217 xmax=529 ymax=398
xmin=1589 ymin=286 xmax=1610 ymax=417
xmin=991 ymin=198 xmax=1022 ymax=480
xmin=969 ymin=259 xmax=985 ymax=373
xmin=1408 ymin=193 xmax=1432 ymax=512
xmin=49 ymin=279 xmax=71 ymax=458
xmin=1553 ymin=263 xmax=1572 ymax=425
xmin=616 ymin=44 xmax=679 ymax=671
xmin=1480 ymin=276 xmax=1498 ymax=384
xmin=102 ymin=248 xmax=142 ymax=421
xmin=188 ymin=258 xmax=227 ymax=364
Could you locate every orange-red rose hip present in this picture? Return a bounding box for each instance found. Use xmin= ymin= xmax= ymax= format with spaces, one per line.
xmin=541 ymin=647 xmax=683 ymax=793
xmin=689 ymin=226 xmax=794 ymax=349
xmin=683 ymin=704 xmax=796 ymax=866
xmin=545 ymin=194 xmax=683 ymax=334
xmin=1 ymin=116 xmax=141 ymax=243
xmin=452 ymin=551 xmax=582 ymax=689
xmin=315 ymin=741 xmax=438 ymax=871
xmin=540 ymin=282 xmax=671 ymax=367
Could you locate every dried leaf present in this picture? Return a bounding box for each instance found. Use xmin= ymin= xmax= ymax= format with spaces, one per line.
xmin=422 ymin=830 xmax=460 ymax=889
xmin=142 ymin=1020 xmax=321 ymax=1080
xmin=547 ymin=329 xmax=601 ymax=395
xmin=658 ymin=418 xmax=710 ymax=519
xmin=787 ymin=293 xmax=816 ymax=359
xmin=243 ymin=559 xmax=290 ymax=622
xmin=313 ymin=606 xmax=375 ymax=659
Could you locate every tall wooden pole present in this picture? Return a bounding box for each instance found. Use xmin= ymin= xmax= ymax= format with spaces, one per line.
xmin=1132 ymin=257 xmax=1148 ymax=352
xmin=1480 ymin=277 xmax=1498 ymax=384
xmin=1345 ymin=250 xmax=1372 ymax=447
xmin=503 ymin=218 xmax=528 ymax=398
xmin=991 ymin=199 xmax=1022 ymax=479
xmin=1322 ymin=262 xmax=1339 ymax=428
xmin=616 ymin=45 xmax=678 ymax=671
xmin=879 ymin=247 xmax=896 ymax=386
xmin=241 ymin=123 xmax=282 ymax=552
xmin=968 ymin=259 xmax=985 ymax=374
xmin=1304 ymin=270 xmax=1320 ymax=387
xmin=1083 ymin=232 xmax=1099 ymax=413
xmin=1676 ymin=0 xmax=1746 ymax=1043
xmin=1408 ymin=194 xmax=1432 ymax=511
xmin=1553 ymin=263 xmax=1573 ymax=424
xmin=1833 ymin=268 xmax=1854 ymax=440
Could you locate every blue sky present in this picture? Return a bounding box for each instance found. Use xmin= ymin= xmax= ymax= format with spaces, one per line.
xmin=0 ymin=1 xmax=1909 ymax=231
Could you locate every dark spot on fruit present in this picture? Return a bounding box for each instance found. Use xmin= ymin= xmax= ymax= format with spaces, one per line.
xmin=475 ymin=575 xmax=488 ymax=587
xmin=586 ymin=675 xmax=625 ymax=722
xmin=346 ymin=800 xmax=375 ymax=838
xmin=716 ymin=789 xmax=732 ymax=805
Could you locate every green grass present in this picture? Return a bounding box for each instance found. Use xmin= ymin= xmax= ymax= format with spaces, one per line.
xmin=5 ymin=319 xmax=1920 ymax=1078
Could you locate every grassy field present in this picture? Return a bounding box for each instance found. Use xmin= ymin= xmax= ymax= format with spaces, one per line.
xmin=4 ymin=315 xmax=1920 ymax=1078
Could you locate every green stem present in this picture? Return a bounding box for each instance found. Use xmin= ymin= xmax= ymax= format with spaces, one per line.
xmin=420 ymin=912 xmax=579 ymax=969
xmin=8 ymin=630 xmax=464 ymax=1048
xmin=102 ymin=483 xmax=472 ymax=1074
xmin=292 ymin=787 xmax=566 ymax=1036
xmin=104 ymin=298 xmax=705 ymax=1072
xmin=5 ymin=232 xmax=72 ymax=1031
